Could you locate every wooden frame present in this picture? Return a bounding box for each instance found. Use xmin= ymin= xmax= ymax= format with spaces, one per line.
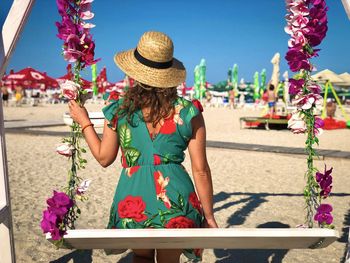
xmin=47 ymin=228 xmax=339 ymax=250
xmin=342 ymin=0 xmax=350 ymax=19
xmin=1 ymin=1 xmax=36 ymax=262
xmin=0 ymin=0 xmax=348 ymax=260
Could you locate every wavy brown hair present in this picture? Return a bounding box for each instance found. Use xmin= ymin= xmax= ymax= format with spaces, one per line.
xmin=117 ymin=82 xmax=178 ymax=127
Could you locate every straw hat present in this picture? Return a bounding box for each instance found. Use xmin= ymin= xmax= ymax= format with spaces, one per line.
xmin=114 ymin=31 xmax=186 ymax=88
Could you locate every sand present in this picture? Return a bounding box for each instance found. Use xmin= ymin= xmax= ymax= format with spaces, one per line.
xmin=3 ymin=102 xmax=350 ymax=263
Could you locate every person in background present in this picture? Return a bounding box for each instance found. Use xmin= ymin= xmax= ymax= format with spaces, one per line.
xmin=15 ymin=86 xmax=23 ymax=107
xmin=1 ymin=86 xmax=9 ymax=107
xmin=267 ymin=83 xmax=276 ymax=117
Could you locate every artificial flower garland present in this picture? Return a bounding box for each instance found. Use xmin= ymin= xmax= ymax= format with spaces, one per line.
xmin=41 ymin=0 xmax=99 ymax=246
xmin=285 ymin=0 xmax=334 ymax=228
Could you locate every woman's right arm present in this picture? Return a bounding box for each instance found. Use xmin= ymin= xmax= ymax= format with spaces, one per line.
xmin=68 ymin=100 xmax=119 ymax=167
xmin=188 ymin=113 xmax=218 ymax=228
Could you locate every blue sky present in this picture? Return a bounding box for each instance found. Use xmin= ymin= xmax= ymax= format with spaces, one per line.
xmin=1 ymin=0 xmax=350 ymax=85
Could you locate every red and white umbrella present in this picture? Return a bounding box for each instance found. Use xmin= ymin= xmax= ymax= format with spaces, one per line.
xmin=2 ymin=67 xmax=59 ymax=89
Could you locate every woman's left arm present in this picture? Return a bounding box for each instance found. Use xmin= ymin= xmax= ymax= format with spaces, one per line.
xmin=68 ymin=100 xmax=119 ymax=167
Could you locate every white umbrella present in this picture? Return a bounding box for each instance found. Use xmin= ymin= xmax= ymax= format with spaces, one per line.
xmin=311 ymin=69 xmax=345 ymax=84
xmin=338 ymin=72 xmax=350 ymax=86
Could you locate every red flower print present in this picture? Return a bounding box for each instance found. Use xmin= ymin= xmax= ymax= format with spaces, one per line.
xmin=189 ymin=192 xmax=203 ymax=214
xmin=110 ymin=114 xmax=118 ymax=130
xmin=193 ymin=248 xmax=203 ymax=258
xmin=118 ymin=195 xmax=147 ymax=222
xmin=159 ymin=117 xmax=176 ymax=134
xmin=154 ymin=154 xmax=161 ymax=165
xmin=165 ymin=216 xmax=196 ymax=228
xmin=192 ymin=99 xmax=203 ymax=112
xmin=154 ymin=171 xmax=171 ymax=209
xmin=108 ymin=90 xmax=119 ymax=101
xmin=126 ymin=166 xmax=140 ymax=177
xmin=121 ymin=151 xmax=127 ymax=168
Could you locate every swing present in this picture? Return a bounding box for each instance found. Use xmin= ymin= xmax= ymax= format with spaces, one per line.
xmin=0 ymin=0 xmax=344 ymax=259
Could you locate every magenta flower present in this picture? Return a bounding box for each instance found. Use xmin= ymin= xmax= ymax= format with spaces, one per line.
xmin=316 ymin=166 xmax=333 ymax=198
xmin=314 ymin=204 xmax=333 ymax=225
xmin=47 ymin=191 xmax=74 ymax=217
xmin=41 ymin=191 xmax=74 ymax=240
xmin=314 ymin=116 xmax=324 ymax=135
xmin=56 ymin=16 xmax=80 ymax=41
xmin=289 ymin=78 xmax=305 ymax=95
xmin=285 ymin=47 xmax=311 ymax=72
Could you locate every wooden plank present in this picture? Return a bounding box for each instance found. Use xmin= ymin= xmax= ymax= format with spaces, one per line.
xmin=342 ymin=0 xmax=350 ymax=20
xmin=0 ymin=0 xmax=35 ymax=75
xmin=47 ymin=228 xmax=339 ymax=250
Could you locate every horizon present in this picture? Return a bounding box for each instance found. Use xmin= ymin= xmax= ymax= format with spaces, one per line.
xmin=1 ymin=0 xmax=350 ymax=85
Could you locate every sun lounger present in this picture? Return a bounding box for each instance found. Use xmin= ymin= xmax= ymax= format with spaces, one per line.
xmin=240 ymin=117 xmax=289 ymax=130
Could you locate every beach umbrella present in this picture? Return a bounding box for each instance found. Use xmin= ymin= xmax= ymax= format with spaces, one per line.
xmin=338 ymin=72 xmax=350 ymax=87
xmin=253 ymin=71 xmax=260 ymax=100
xmin=311 ymin=69 xmax=345 ymax=84
xmin=270 ymin=53 xmax=280 ymax=92
xmin=2 ymin=67 xmax=59 ymax=89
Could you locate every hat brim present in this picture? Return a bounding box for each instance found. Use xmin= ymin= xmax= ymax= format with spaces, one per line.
xmin=114 ymin=48 xmax=186 ymax=88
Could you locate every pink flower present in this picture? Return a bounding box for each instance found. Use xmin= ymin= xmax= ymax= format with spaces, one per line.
xmin=81 ymin=22 xmax=95 ymax=29
xmin=290 ymin=3 xmax=310 ymax=16
xmin=76 ymin=179 xmax=92 ymax=195
xmin=288 ymin=112 xmax=306 ymax=134
xmin=80 ymin=10 xmax=94 ymax=20
xmin=314 ymin=116 xmax=324 ymax=135
xmin=59 ymin=80 xmax=80 ymax=100
xmin=288 ymin=31 xmax=307 ymax=47
xmin=293 ymin=94 xmax=322 ymax=110
xmin=291 ymin=14 xmax=309 ymax=28
xmin=307 ymin=83 xmax=322 ymax=94
xmin=56 ymin=143 xmax=74 ymax=157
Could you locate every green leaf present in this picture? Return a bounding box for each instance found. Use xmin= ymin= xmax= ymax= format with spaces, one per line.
xmin=125 ymin=147 xmax=140 ymax=167
xmin=81 ymin=148 xmax=87 ymax=153
xmin=177 ymin=194 xmax=184 ymax=208
xmin=119 ymin=124 xmax=132 ymax=148
xmin=189 ymin=106 xmax=195 ymax=118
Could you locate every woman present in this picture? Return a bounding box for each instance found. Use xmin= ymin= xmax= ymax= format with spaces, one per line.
xmin=68 ymin=31 xmax=218 ymax=263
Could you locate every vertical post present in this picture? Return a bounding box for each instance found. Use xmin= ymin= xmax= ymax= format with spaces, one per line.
xmin=0 ymin=24 xmax=16 ymax=263
xmin=0 ymin=0 xmax=36 ymax=262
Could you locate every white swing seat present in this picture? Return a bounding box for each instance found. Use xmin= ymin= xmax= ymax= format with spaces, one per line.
xmin=47 ymin=228 xmax=339 ymax=250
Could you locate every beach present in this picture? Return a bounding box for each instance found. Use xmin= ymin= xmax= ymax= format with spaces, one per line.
xmin=3 ymin=103 xmax=350 ymax=263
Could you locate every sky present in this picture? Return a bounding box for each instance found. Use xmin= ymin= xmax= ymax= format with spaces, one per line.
xmin=1 ymin=0 xmax=350 ymax=85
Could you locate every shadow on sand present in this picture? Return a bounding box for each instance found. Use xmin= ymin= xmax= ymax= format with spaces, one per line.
xmin=50 ymin=250 xmax=93 ymax=263
xmin=213 ymin=191 xmax=290 ymax=263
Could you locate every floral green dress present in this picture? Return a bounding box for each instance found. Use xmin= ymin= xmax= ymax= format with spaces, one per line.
xmin=102 ymin=95 xmax=204 ymax=261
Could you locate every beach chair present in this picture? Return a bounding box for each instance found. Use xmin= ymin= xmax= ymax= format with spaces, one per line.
xmin=47 ymin=228 xmax=339 ymax=250
xmin=240 ymin=117 xmax=289 ymax=130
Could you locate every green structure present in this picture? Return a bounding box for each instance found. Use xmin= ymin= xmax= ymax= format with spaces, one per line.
xmin=253 ymin=71 xmax=260 ymax=100
xmin=194 ymin=59 xmax=207 ymax=100
xmin=260 ymin=69 xmax=266 ymax=98
xmin=91 ymin=63 xmax=98 ymax=96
